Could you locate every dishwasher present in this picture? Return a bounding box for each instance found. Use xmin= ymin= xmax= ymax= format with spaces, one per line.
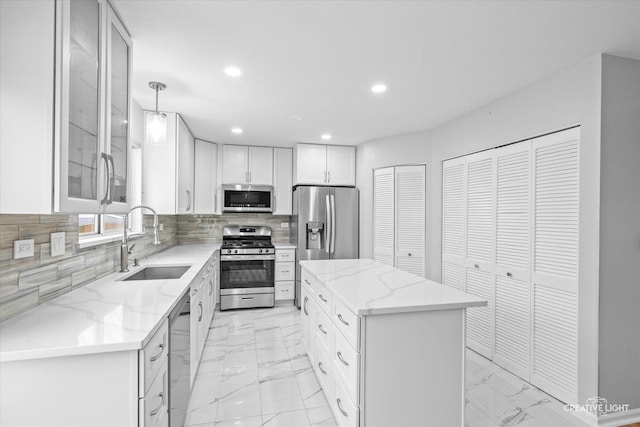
xmin=169 ymin=291 xmax=190 ymax=427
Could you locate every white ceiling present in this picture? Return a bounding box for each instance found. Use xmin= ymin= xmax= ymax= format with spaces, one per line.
xmin=114 ymin=0 xmax=640 ymax=147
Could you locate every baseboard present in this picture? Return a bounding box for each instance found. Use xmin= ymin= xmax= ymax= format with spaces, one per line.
xmin=599 ymin=407 xmax=640 ymax=427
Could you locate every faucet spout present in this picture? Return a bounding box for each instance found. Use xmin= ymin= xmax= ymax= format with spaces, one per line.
xmin=120 ymin=205 xmax=161 ymax=273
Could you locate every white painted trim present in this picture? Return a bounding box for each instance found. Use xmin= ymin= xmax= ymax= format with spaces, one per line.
xmin=598 ymin=407 xmax=640 ymax=427
xmin=78 ymin=233 xmax=122 ymax=249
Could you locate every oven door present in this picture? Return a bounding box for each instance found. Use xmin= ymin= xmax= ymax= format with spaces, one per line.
xmin=220 ymin=256 xmax=275 ymax=295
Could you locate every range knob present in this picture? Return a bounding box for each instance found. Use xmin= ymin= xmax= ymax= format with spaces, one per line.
xmin=259 ymin=249 xmax=263 ymax=253
xmin=233 ymin=249 xmax=238 ymax=254
xmin=264 ymin=249 xmax=270 ymax=253
xmin=226 ymin=249 xmax=232 ymax=254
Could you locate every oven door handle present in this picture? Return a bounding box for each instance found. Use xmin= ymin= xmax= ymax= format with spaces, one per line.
xmin=220 ymin=254 xmax=276 ymax=261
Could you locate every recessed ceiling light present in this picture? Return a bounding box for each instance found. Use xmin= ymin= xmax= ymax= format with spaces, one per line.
xmin=225 ymin=66 xmax=242 ymax=77
xmin=371 ymin=83 xmax=387 ymax=94
xmin=231 ymin=127 xmax=243 ymax=134
xmin=321 ymin=134 xmax=332 ymax=140
xmin=290 ymin=115 xmax=303 ymax=121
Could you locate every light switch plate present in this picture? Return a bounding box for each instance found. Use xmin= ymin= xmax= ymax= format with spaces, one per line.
xmin=14 ymin=239 xmax=35 ymax=259
xmin=50 ymin=232 xmax=65 ymax=257
xmin=280 ymin=222 xmax=289 ymax=228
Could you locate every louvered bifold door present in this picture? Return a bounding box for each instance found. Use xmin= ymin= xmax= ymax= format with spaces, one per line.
xmin=395 ymin=165 xmax=426 ymax=276
xmin=373 ymin=167 xmax=395 ymax=266
xmin=464 ymin=150 xmax=496 ymax=359
xmin=531 ymin=127 xmax=580 ymax=404
xmin=442 ymin=157 xmax=466 ymax=291
xmin=493 ymin=142 xmax=532 ymax=380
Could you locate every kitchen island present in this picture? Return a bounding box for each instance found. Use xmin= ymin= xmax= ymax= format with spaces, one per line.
xmin=300 ymin=259 xmax=486 ymax=427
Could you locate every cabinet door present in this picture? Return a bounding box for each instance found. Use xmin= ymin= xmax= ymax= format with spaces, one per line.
xmin=142 ymin=112 xmax=178 ymax=214
xmin=373 ymin=167 xmax=394 ymax=266
xmin=493 ymin=142 xmax=531 ymax=379
xmin=530 ymin=128 xmax=579 ymax=403
xmin=326 ymin=145 xmax=355 ymax=186
xmin=273 ymin=148 xmax=293 ymax=215
xmin=55 ymin=0 xmax=104 ymax=213
xmin=194 ymin=139 xmax=218 ymax=214
xmin=190 ymin=285 xmax=203 ymax=387
xmin=176 ymin=116 xmax=194 ymax=214
xmin=222 ymin=145 xmax=248 ymax=183
xmin=248 ymin=146 xmax=273 ymax=185
xmin=394 ymin=165 xmax=426 ymax=277
xmin=464 ymin=150 xmax=495 ymax=359
xmin=295 ymin=144 xmax=327 ymax=185
xmin=442 ymin=157 xmax=466 ymax=291
xmin=103 ymin=6 xmax=131 ymax=213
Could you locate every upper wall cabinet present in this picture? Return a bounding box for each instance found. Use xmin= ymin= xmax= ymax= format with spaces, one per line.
xmin=273 ymin=148 xmax=293 ymax=215
xmin=294 ymin=143 xmax=355 ymax=186
xmin=0 ymin=0 xmax=132 ymax=214
xmin=222 ymin=145 xmax=273 ymax=185
xmin=194 ymin=139 xmax=219 ymax=214
xmin=142 ymin=112 xmax=195 ymax=215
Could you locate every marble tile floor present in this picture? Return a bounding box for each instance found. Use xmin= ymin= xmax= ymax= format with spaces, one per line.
xmin=185 ymin=306 xmax=588 ymax=427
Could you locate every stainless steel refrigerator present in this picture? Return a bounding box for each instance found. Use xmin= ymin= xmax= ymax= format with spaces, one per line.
xmin=291 ymin=186 xmax=359 ymax=307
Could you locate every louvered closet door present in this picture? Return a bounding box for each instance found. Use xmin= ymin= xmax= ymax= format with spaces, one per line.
xmin=465 ymin=150 xmax=496 ymax=359
xmin=395 ymin=165 xmax=426 ymax=276
xmin=373 ymin=168 xmax=395 ymax=266
xmin=442 ymin=157 xmax=466 ymax=291
xmin=493 ymin=142 xmax=531 ymax=379
xmin=531 ymin=127 xmax=580 ymax=404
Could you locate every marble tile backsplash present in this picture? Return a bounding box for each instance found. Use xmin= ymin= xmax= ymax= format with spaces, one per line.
xmin=177 ymin=213 xmax=291 ymax=244
xmin=0 ymin=214 xmax=177 ymax=322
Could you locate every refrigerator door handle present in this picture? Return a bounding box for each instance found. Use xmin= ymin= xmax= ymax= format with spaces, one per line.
xmin=330 ymin=193 xmax=337 ymax=254
xmin=325 ymin=194 xmax=331 ymax=253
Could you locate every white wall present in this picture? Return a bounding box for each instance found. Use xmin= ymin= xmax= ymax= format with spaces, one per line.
xmin=598 ymin=55 xmax=640 ymax=409
xmin=356 ymin=54 xmax=603 ymax=405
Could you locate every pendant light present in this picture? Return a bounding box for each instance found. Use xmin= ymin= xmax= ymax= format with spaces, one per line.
xmin=145 ymin=81 xmax=167 ymax=146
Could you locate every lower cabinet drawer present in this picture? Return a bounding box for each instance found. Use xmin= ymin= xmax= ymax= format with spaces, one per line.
xmin=276 ymin=281 xmax=294 ymax=300
xmin=140 ymin=361 xmax=168 ymax=427
xmin=315 ymin=340 xmax=333 ymax=402
xmin=333 ymin=299 xmax=358 ymax=350
xmin=315 ymin=309 xmax=333 ymax=353
xmin=333 ymin=375 xmax=358 ymax=427
xmin=333 ymin=328 xmax=359 ymax=403
xmin=275 ymin=262 xmax=295 ymax=281
xmin=139 ymin=319 xmax=169 ymax=397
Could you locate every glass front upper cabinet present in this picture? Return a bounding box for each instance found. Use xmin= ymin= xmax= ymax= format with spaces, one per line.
xmin=55 ymin=0 xmax=131 ymax=213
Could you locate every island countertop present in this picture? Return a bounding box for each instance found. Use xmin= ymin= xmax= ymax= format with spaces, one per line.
xmin=300 ymin=258 xmax=486 ymax=315
xmin=0 ymin=244 xmax=219 ymax=363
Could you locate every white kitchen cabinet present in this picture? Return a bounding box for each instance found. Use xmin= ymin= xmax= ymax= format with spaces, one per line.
xmin=373 ymin=165 xmax=426 ymax=276
xmin=222 ymin=145 xmax=273 ymax=185
xmin=190 ymin=275 xmax=205 ymax=387
xmin=142 ymin=112 xmax=195 ymax=215
xmin=275 ymin=248 xmax=295 ymax=302
xmin=441 ymin=126 xmax=580 ymax=403
xmin=294 ymin=143 xmax=356 ymax=186
xmin=194 ymin=139 xmax=219 ymax=214
xmin=0 ymin=0 xmax=132 ymax=214
xmin=273 ymin=147 xmax=293 ymax=215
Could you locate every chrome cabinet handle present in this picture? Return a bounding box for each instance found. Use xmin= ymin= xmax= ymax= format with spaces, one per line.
xmin=318 ymin=361 xmax=327 ymax=375
xmin=318 ymin=294 xmax=327 ymax=303
xmin=474 ymin=264 xmax=479 ymax=269
xmin=337 ymin=313 xmax=349 ymax=326
xmin=186 ymin=190 xmax=192 ymax=211
xmin=198 ymin=301 xmax=203 ymax=321
xmin=209 ymin=279 xmax=213 ymax=295
xmin=318 ymin=324 xmax=327 ymax=335
xmin=149 ymin=392 xmax=164 ymax=416
xmin=336 ymin=398 xmax=348 ymax=417
xmin=149 ymin=343 xmax=165 ymax=361
xmin=101 ymin=153 xmax=110 ymax=205
xmin=337 ymin=351 xmax=349 ymax=366
xmin=303 ymin=297 xmax=309 ymax=315
xmin=107 ymin=154 xmax=115 ymax=204
xmin=506 ymin=272 xmax=513 ymax=277
xmin=304 ymin=279 xmax=311 ymax=285
xmin=408 ymin=253 xmax=412 ymax=257
xmin=327 ymin=171 xmax=330 ymax=183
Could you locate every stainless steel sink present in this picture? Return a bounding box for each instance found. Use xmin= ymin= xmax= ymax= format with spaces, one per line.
xmin=123 ymin=266 xmax=190 ymax=281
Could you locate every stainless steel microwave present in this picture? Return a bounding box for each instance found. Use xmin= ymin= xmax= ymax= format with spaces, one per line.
xmin=222 ymin=184 xmax=274 ymax=213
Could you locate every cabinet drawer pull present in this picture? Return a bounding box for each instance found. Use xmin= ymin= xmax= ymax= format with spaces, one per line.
xmin=337 ymin=313 xmax=350 ymax=326
xmin=150 ymin=343 xmax=165 ymax=361
xmin=474 ymin=264 xmax=479 ymax=269
xmin=336 ymin=398 xmax=348 ymax=417
xmin=303 ymin=297 xmax=309 ymax=315
xmin=198 ymin=302 xmax=203 ymax=321
xmin=506 ymin=272 xmax=513 ymax=277
xmin=337 ymin=351 xmax=349 ymax=366
xmin=318 ymin=294 xmax=327 ymax=303
xmin=150 ymin=392 xmax=164 ymax=416
xmin=304 ymin=279 xmax=311 ymax=285
xmin=101 ymin=152 xmax=110 ymax=204
xmin=318 ymin=324 xmax=327 ymax=335
xmin=318 ymin=361 xmax=327 ymax=375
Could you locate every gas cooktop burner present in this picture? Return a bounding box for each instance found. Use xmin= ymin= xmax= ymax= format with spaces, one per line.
xmin=221 ymin=240 xmax=274 ymax=249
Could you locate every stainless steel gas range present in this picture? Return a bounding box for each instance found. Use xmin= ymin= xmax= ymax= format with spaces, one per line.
xmin=219 ymin=226 xmax=275 ymax=310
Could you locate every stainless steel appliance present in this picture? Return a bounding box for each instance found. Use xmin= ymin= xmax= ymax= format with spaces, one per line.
xmin=222 ymin=184 xmax=273 ymax=213
xmin=291 ymin=186 xmax=359 ymax=307
xmin=169 ymin=291 xmax=190 ymax=427
xmin=220 ymin=225 xmax=275 ymax=310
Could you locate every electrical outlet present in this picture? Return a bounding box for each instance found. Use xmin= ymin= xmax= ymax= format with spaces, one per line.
xmin=280 ymin=222 xmax=289 ymax=228
xmin=50 ymin=232 xmax=66 ymax=257
xmin=14 ymin=239 xmax=35 ymax=259
xmin=159 ymin=223 xmax=164 ymax=231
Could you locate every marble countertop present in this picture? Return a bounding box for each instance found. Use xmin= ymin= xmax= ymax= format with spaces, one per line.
xmin=273 ymin=242 xmax=296 ymax=249
xmin=300 ymin=259 xmax=487 ymax=315
xmin=0 ymin=244 xmax=219 ymax=362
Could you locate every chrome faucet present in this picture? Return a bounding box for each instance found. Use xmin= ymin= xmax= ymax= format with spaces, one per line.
xmin=120 ymin=205 xmax=162 ymax=272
